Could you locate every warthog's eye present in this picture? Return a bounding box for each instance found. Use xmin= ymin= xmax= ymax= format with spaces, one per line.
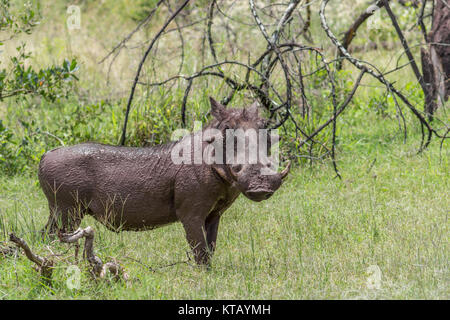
xmin=231 ymin=164 xmax=243 ymax=173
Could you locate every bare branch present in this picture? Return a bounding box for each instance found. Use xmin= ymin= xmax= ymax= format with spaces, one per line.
xmin=119 ymin=0 xmax=191 ymax=146
xmin=59 ymin=227 xmax=128 ymax=281
xmin=320 ymin=0 xmax=436 ymax=153
xmin=98 ymin=0 xmax=165 ymax=64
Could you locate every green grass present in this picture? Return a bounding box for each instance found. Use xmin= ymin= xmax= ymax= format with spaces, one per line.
xmin=0 ymin=122 xmax=448 ymax=299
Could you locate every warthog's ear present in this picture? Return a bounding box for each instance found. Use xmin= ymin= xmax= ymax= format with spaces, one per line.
xmin=247 ymin=101 xmax=259 ymax=117
xmin=244 ymin=101 xmax=259 ymax=119
xmin=209 ymin=97 xmax=226 ymax=120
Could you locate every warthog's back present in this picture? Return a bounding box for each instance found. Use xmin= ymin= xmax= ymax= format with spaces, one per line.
xmin=38 ymin=142 xmax=180 ymax=230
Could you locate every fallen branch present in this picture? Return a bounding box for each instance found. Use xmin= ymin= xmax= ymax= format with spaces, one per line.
xmin=9 ymin=233 xmax=53 ymax=284
xmin=59 ymin=227 xmax=128 ymax=282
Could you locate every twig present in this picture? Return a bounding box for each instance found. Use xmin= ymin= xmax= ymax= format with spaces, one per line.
xmin=337 ymin=0 xmax=388 ymax=69
xmin=382 ymin=0 xmax=428 ymax=101
xmin=98 ymin=0 xmax=165 ymax=64
xmin=298 ymin=69 xmax=367 ymax=148
xmin=119 ymin=0 xmax=191 ymax=146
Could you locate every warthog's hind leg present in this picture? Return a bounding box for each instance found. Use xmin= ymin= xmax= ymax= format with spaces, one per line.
xmin=41 ymin=202 xmax=85 ymax=239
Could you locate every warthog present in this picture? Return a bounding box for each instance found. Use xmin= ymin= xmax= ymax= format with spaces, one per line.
xmin=38 ymin=97 xmax=290 ymax=265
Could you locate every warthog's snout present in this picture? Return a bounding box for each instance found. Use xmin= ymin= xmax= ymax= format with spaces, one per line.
xmin=245 ymin=189 xmax=274 ymax=202
xmin=237 ymin=161 xmax=291 ymax=202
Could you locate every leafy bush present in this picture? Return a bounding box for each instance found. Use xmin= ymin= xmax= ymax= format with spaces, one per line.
xmin=132 ymin=98 xmax=182 ymax=146
xmin=0 ymin=118 xmax=45 ymax=175
xmin=0 ymin=0 xmax=78 ymax=101
xmin=0 ymin=0 xmax=79 ymax=174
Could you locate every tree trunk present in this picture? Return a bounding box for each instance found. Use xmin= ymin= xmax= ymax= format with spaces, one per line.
xmin=421 ymin=0 xmax=449 ymax=118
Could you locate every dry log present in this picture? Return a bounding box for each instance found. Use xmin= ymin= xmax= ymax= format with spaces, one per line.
xmin=9 ymin=233 xmax=53 ymax=284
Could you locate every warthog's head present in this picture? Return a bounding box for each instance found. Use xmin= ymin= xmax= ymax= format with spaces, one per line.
xmin=207 ymin=97 xmax=290 ymax=202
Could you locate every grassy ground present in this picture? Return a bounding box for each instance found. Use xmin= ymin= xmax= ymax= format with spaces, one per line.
xmin=0 ymin=119 xmax=448 ymax=299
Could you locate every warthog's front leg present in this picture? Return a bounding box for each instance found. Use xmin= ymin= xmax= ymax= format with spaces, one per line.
xmin=205 ymin=213 xmax=220 ymax=255
xmin=180 ymin=215 xmax=210 ymax=265
xmin=175 ymin=180 xmax=225 ymax=266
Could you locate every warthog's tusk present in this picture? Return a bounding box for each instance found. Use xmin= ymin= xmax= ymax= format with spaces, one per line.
xmin=229 ymin=166 xmax=239 ymax=181
xmin=280 ymin=161 xmax=291 ymax=180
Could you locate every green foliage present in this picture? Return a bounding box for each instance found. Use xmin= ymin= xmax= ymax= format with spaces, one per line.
xmin=0 ymin=119 xmax=16 ymax=174
xmin=132 ymin=97 xmax=182 ymax=146
xmin=0 ymin=117 xmax=46 ymax=175
xmin=0 ymin=0 xmax=39 ymax=35
xmin=128 ymin=0 xmax=162 ymax=21
xmin=0 ymin=44 xmax=79 ymax=101
xmin=0 ymin=96 xmax=126 ymax=175
xmin=0 ymin=0 xmax=78 ymax=101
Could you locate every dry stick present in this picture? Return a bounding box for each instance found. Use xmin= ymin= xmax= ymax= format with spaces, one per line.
xmin=382 ymin=0 xmax=429 ymax=103
xmin=249 ymin=0 xmax=293 ymax=123
xmin=9 ymin=233 xmax=53 ymax=284
xmin=293 ymin=0 xmax=313 ymax=42
xmin=207 ymin=0 xmax=220 ymax=65
xmin=298 ymin=69 xmax=367 ymax=148
xmin=417 ymin=0 xmax=428 ymax=42
xmin=98 ymin=0 xmax=165 ymax=65
xmin=320 ymin=0 xmax=434 ymax=153
xmin=181 ymin=79 xmax=193 ymax=127
xmin=337 ymin=0 xmax=388 ymax=70
xmin=119 ymin=0 xmax=191 ymax=146
xmin=293 ymin=50 xmax=310 ymax=118
xmin=330 ymin=70 xmax=340 ymax=179
xmin=59 ymin=227 xmax=102 ymax=276
xmin=269 ymin=0 xmax=301 ymax=47
xmin=389 ymin=85 xmax=408 ymax=143
xmin=59 ymin=227 xmax=128 ymax=281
